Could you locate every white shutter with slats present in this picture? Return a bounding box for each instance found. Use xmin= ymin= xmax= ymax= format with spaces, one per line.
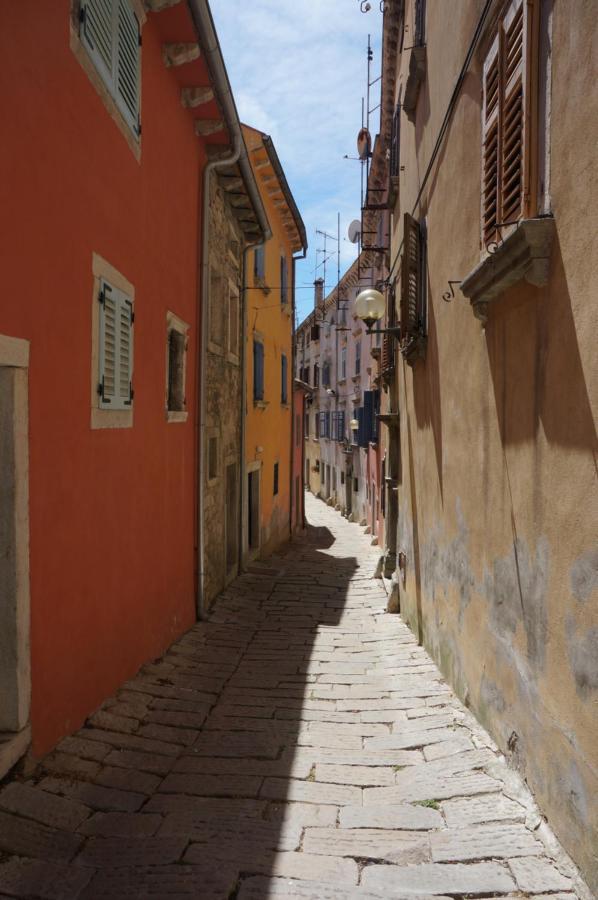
xmin=116 ymin=0 xmax=141 ymax=133
xmin=80 ymin=0 xmax=115 ymax=81
xmin=80 ymin=0 xmax=141 ymax=135
xmin=99 ymin=280 xmax=134 ymax=410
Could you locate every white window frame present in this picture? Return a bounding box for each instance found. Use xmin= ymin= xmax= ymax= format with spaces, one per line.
xmin=91 ymin=253 xmax=134 ymax=430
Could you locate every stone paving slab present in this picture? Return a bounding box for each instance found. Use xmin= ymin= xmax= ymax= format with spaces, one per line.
xmin=0 ymin=495 xmax=590 ymax=899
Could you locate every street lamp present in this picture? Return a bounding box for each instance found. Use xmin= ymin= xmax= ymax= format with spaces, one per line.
xmin=354 ymin=287 xmax=402 ymax=340
xmin=350 ymin=417 xmax=359 ymax=432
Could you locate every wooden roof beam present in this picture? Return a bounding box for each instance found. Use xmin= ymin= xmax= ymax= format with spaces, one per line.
xmin=181 ymin=86 xmax=214 ymax=109
xmin=163 ymin=43 xmax=200 ymax=67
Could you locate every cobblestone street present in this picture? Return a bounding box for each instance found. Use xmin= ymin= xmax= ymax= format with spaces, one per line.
xmin=0 ymin=495 xmax=590 ymax=899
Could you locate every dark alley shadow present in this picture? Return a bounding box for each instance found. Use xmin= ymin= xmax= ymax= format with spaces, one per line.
xmin=0 ymin=510 xmax=362 ymax=898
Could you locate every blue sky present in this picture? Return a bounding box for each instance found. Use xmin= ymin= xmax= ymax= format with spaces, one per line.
xmin=211 ymin=0 xmax=383 ymax=324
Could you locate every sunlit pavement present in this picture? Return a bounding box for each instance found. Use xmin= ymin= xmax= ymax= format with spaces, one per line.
xmin=0 ymin=493 xmax=589 ymax=898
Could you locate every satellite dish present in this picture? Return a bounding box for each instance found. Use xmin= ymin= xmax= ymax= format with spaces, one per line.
xmin=348 ymin=220 xmax=361 ymax=244
xmin=357 ymin=127 xmax=371 ymax=160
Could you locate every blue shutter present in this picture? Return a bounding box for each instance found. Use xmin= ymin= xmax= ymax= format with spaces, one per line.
xmin=372 ymin=390 xmax=380 ymax=442
xmin=357 ymin=407 xmax=366 ymax=447
xmin=281 ymin=354 xmax=288 ymax=404
xmin=253 ymin=341 xmax=264 ymax=400
xmin=363 ymin=391 xmax=374 ymax=444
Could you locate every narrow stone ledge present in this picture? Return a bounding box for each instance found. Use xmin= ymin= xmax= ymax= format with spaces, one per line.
xmin=461 ymin=217 xmax=556 ymax=323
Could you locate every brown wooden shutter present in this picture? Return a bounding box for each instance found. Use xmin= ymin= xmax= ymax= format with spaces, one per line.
xmin=501 ymin=0 xmax=525 ymax=224
xmin=482 ymin=35 xmax=500 ymax=245
xmin=482 ymin=0 xmax=537 ymax=246
xmin=400 ymin=213 xmax=420 ymax=338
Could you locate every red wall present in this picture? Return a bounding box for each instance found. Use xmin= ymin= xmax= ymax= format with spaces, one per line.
xmin=0 ymin=3 xmax=206 ymax=753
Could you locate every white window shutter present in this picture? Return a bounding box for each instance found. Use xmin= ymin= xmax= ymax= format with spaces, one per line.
xmin=98 ymin=280 xmax=134 ymax=410
xmin=80 ymin=0 xmax=115 ymax=82
xmin=116 ymin=0 xmax=141 ymax=133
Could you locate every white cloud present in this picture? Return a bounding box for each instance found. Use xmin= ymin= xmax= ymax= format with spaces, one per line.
xmin=211 ymin=0 xmax=383 ymax=322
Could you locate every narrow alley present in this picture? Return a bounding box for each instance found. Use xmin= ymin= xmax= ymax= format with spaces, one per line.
xmin=0 ymin=496 xmax=589 ymax=899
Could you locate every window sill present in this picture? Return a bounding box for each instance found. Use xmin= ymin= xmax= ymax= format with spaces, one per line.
xmin=352 ymin=373 xmax=361 ymax=382
xmin=254 ymin=276 xmax=270 ymax=295
xmin=254 ymin=400 xmax=269 ymax=409
xmin=281 ymin=402 xmax=290 ymax=409
xmin=166 ymin=410 xmax=188 ymax=424
xmin=461 ymin=217 xmax=556 ymax=324
xmin=338 ymin=378 xmax=347 ymax=386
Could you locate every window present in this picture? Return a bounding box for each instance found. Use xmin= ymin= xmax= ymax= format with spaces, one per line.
xmin=315 ymin=459 xmax=320 ymax=473
xmin=208 ymin=436 xmax=218 ymax=481
xmin=337 ymin=410 xmax=345 ymax=442
xmin=353 ymin=477 xmax=359 ymax=492
xmin=281 ymin=354 xmax=288 ymax=404
xmin=98 ymin=278 xmax=134 ymax=410
xmin=273 ymin=462 xmax=279 ymax=495
xmin=400 ymin=212 xmax=427 ymax=364
xmin=280 ymin=254 xmax=288 ymax=305
xmin=340 ymin=346 xmax=347 ymax=380
xmin=315 ymin=413 xmax=320 ymax=439
xmin=253 ymin=339 xmax=264 ymax=401
xmin=322 ymin=361 xmax=330 ymax=388
xmin=355 ymin=341 xmax=361 ymax=376
xmin=482 ymin=0 xmax=536 ymax=247
xmin=341 ymin=471 xmax=345 ymax=485
xmin=313 ymin=364 xmax=320 ymax=388
xmin=305 ymin=410 xmax=310 ymax=438
xmin=166 ymin=312 xmax=189 ymax=421
xmin=254 ymin=245 xmax=265 ymax=280
xmin=78 ymin=0 xmax=141 ymax=136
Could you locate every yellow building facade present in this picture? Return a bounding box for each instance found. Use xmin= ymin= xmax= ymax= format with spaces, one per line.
xmin=242 ymin=125 xmax=307 ymax=562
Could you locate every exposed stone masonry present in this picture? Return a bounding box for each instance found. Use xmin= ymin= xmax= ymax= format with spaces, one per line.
xmin=0 ymin=496 xmax=590 ymax=898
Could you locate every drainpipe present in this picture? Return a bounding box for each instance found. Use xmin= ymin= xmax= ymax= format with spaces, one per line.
xmin=189 ymin=0 xmax=270 ymax=619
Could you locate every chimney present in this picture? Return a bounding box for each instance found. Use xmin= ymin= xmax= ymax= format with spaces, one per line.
xmin=314 ymin=277 xmax=324 ymax=312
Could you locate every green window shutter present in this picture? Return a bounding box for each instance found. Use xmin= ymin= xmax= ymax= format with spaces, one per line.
xmin=80 ymin=0 xmax=115 ymax=82
xmin=116 ymin=0 xmax=141 ymax=133
xmin=98 ymin=280 xmax=134 ymax=410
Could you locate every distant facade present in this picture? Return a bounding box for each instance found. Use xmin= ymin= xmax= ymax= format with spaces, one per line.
xmin=296 ymin=258 xmax=386 ymax=540
xmin=381 ymin=0 xmax=598 ymax=890
xmin=242 ymin=125 xmax=307 ymax=562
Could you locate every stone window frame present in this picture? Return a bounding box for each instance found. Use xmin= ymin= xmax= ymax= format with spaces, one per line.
xmin=165 ymin=311 xmax=189 ymax=424
xmin=90 ymin=253 xmax=134 ymax=430
xmin=227 ymin=278 xmax=241 ymax=366
xmin=0 ymin=334 xmax=31 ymax=774
xmin=69 ymin=0 xmax=146 ymax=162
xmin=208 ymin=265 xmax=226 ymax=357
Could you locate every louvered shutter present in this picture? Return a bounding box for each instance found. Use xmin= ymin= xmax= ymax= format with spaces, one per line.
xmin=482 ymin=35 xmax=500 ymax=246
xmin=116 ymin=0 xmax=141 ymax=134
xmin=80 ymin=0 xmax=114 ymax=81
xmin=281 ymin=354 xmax=288 ymax=404
xmin=338 ymin=411 xmax=345 ymax=442
xmin=401 ymin=213 xmax=421 ymax=338
xmin=253 ymin=341 xmax=264 ymax=401
xmin=501 ymin=0 xmax=527 ymax=224
xmin=363 ymin=391 xmax=374 ymax=444
xmin=80 ymin=0 xmax=140 ymax=135
xmin=98 ymin=280 xmax=133 ymax=410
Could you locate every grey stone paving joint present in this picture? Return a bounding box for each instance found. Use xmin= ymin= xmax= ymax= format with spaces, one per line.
xmin=0 ymin=496 xmax=591 ymax=899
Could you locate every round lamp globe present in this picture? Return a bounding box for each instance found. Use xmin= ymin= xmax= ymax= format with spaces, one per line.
xmin=354 ymin=288 xmax=385 ymax=328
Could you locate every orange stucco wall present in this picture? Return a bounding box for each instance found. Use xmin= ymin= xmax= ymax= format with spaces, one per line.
xmin=0 ymin=2 xmax=206 ymax=754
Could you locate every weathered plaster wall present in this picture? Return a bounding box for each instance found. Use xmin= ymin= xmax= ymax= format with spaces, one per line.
xmin=390 ymin=0 xmax=598 ymax=889
xmin=204 ymin=175 xmax=244 ymax=605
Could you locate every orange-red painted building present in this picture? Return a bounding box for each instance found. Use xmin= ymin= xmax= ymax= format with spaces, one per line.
xmin=0 ymin=0 xmax=266 ymax=760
